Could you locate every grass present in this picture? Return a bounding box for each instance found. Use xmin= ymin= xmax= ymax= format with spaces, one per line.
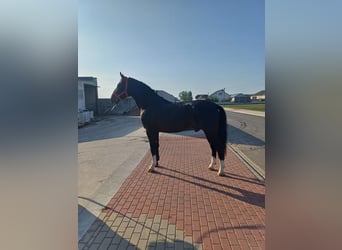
xmin=221 ymin=103 xmax=265 ymax=112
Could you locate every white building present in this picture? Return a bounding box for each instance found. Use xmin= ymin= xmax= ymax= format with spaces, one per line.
xmin=78 ymin=77 xmax=98 ymax=126
xmin=209 ymin=89 xmax=230 ymax=103
xmin=250 ymin=90 xmax=265 ymax=102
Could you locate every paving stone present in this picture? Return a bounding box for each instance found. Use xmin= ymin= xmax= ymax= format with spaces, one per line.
xmin=112 ymin=216 xmax=123 ymax=227
xmin=133 ymin=223 xmax=144 ymax=233
xmin=137 ymin=239 xmax=148 ymax=249
xmin=175 ymin=230 xmax=184 ymax=241
xmin=151 ymin=223 xmax=160 ymax=232
xmin=108 ymin=244 xmax=120 ymax=250
xmin=88 ymin=243 xmax=100 ymax=250
xmin=148 ymin=232 xmax=158 ymax=243
xmin=98 ymin=238 xmax=112 ymax=250
xmin=117 ymin=221 xmax=129 ymax=233
xmin=167 ymin=224 xmax=176 ymax=236
xmin=123 ymin=227 xmax=134 ymax=240
xmin=112 ymin=234 xmax=122 ymax=245
xmin=127 ymin=246 xmax=137 ymax=250
xmin=118 ymin=240 xmax=129 ymax=250
xmin=93 ymin=231 xmax=107 ymax=243
xmin=140 ymin=228 xmax=151 ymax=240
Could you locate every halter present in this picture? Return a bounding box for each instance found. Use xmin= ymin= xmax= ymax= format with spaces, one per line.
xmin=112 ymin=78 xmax=129 ymax=99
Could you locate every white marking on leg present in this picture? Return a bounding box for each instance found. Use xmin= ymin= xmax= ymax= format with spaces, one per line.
xmin=208 ymin=156 xmax=216 ymax=170
xmin=218 ymin=160 xmax=225 ymax=176
xmin=148 ymin=155 xmax=157 ymax=172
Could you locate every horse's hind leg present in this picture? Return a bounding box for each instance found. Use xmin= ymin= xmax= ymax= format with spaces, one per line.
xmin=217 ymin=142 xmax=226 ymax=176
xmin=205 ymin=133 xmax=225 ymax=176
xmin=204 ymin=131 xmax=219 ymax=171
xmin=146 ymin=130 xmax=159 ymax=172
xmin=208 ymin=142 xmax=217 ymax=170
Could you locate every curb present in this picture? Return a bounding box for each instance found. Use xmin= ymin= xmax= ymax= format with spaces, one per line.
xmin=228 ymin=144 xmax=265 ymax=182
xmin=224 ymin=108 xmax=265 ymax=117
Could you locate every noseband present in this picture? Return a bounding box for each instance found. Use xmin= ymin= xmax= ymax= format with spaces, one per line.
xmin=112 ymin=78 xmax=129 ymax=100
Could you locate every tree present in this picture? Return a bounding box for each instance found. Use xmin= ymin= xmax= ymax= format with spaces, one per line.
xmin=178 ymin=91 xmax=193 ymax=102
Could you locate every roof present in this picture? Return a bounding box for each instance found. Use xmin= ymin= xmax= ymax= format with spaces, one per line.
xmin=78 ymin=76 xmax=97 ymax=81
xmin=210 ymin=89 xmax=229 ymax=96
xmin=78 ymin=76 xmax=98 ymax=87
xmin=252 ymin=90 xmax=265 ymax=96
xmin=156 ymin=90 xmax=179 ymax=102
xmin=230 ymin=93 xmax=251 ymax=97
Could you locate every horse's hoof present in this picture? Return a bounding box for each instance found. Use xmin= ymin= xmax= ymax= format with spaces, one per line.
xmin=208 ymin=166 xmax=215 ymax=171
xmin=217 ymin=172 xmax=225 ymax=176
xmin=148 ymin=168 xmax=155 ymax=173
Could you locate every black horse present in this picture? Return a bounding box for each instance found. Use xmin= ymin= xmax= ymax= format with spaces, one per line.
xmin=111 ymin=73 xmax=227 ymax=176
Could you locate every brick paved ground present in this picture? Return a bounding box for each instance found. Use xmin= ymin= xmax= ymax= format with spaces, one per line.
xmin=79 ymin=135 xmax=265 ymax=250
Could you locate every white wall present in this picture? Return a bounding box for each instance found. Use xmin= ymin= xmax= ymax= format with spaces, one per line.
xmin=78 ymin=78 xmax=97 ymax=112
xmin=78 ymin=82 xmax=86 ymax=112
xmin=211 ymin=90 xmax=230 ymax=102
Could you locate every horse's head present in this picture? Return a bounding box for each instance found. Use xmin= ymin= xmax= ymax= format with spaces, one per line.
xmin=111 ymin=72 xmax=129 ymax=105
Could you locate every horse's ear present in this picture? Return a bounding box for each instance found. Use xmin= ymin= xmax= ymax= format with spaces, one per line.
xmin=120 ymin=72 xmax=125 ymax=78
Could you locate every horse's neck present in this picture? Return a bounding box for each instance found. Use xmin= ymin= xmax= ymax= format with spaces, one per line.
xmin=129 ymin=79 xmax=170 ymax=109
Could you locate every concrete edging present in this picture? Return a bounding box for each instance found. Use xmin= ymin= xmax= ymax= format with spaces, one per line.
xmin=223 ymin=107 xmax=265 ymax=117
xmin=228 ymin=144 xmax=265 ymax=182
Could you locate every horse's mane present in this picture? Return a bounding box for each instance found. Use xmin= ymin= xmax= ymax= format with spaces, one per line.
xmin=128 ymin=77 xmax=171 ymax=108
xmin=129 ymin=77 xmax=155 ymax=93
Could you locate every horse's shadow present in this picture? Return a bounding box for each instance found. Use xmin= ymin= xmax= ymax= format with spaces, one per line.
xmin=153 ymin=166 xmax=265 ymax=209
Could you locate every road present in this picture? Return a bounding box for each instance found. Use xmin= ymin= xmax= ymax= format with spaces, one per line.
xmin=226 ymin=110 xmax=265 ymax=178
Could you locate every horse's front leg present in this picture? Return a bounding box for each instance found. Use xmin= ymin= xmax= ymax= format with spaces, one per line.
xmin=146 ymin=130 xmax=159 ymax=172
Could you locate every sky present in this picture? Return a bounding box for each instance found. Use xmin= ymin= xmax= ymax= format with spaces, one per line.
xmin=79 ymin=0 xmax=264 ymax=98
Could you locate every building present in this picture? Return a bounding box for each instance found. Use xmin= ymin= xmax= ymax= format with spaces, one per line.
xmin=78 ymin=76 xmax=98 ymax=126
xmin=195 ymin=94 xmax=209 ymax=100
xmin=98 ymin=97 xmax=139 ymax=116
xmin=230 ymin=93 xmax=251 ymax=103
xmin=156 ymin=90 xmax=179 ymax=103
xmin=251 ymin=90 xmax=265 ymax=102
xmin=209 ymin=89 xmax=230 ymax=103
xmin=78 ymin=77 xmax=98 ymax=113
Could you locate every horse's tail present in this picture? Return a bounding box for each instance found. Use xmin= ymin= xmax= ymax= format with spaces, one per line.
xmin=218 ymin=106 xmax=227 ymax=156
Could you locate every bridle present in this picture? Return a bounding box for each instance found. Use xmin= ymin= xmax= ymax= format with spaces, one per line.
xmin=112 ymin=78 xmax=129 ymax=100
